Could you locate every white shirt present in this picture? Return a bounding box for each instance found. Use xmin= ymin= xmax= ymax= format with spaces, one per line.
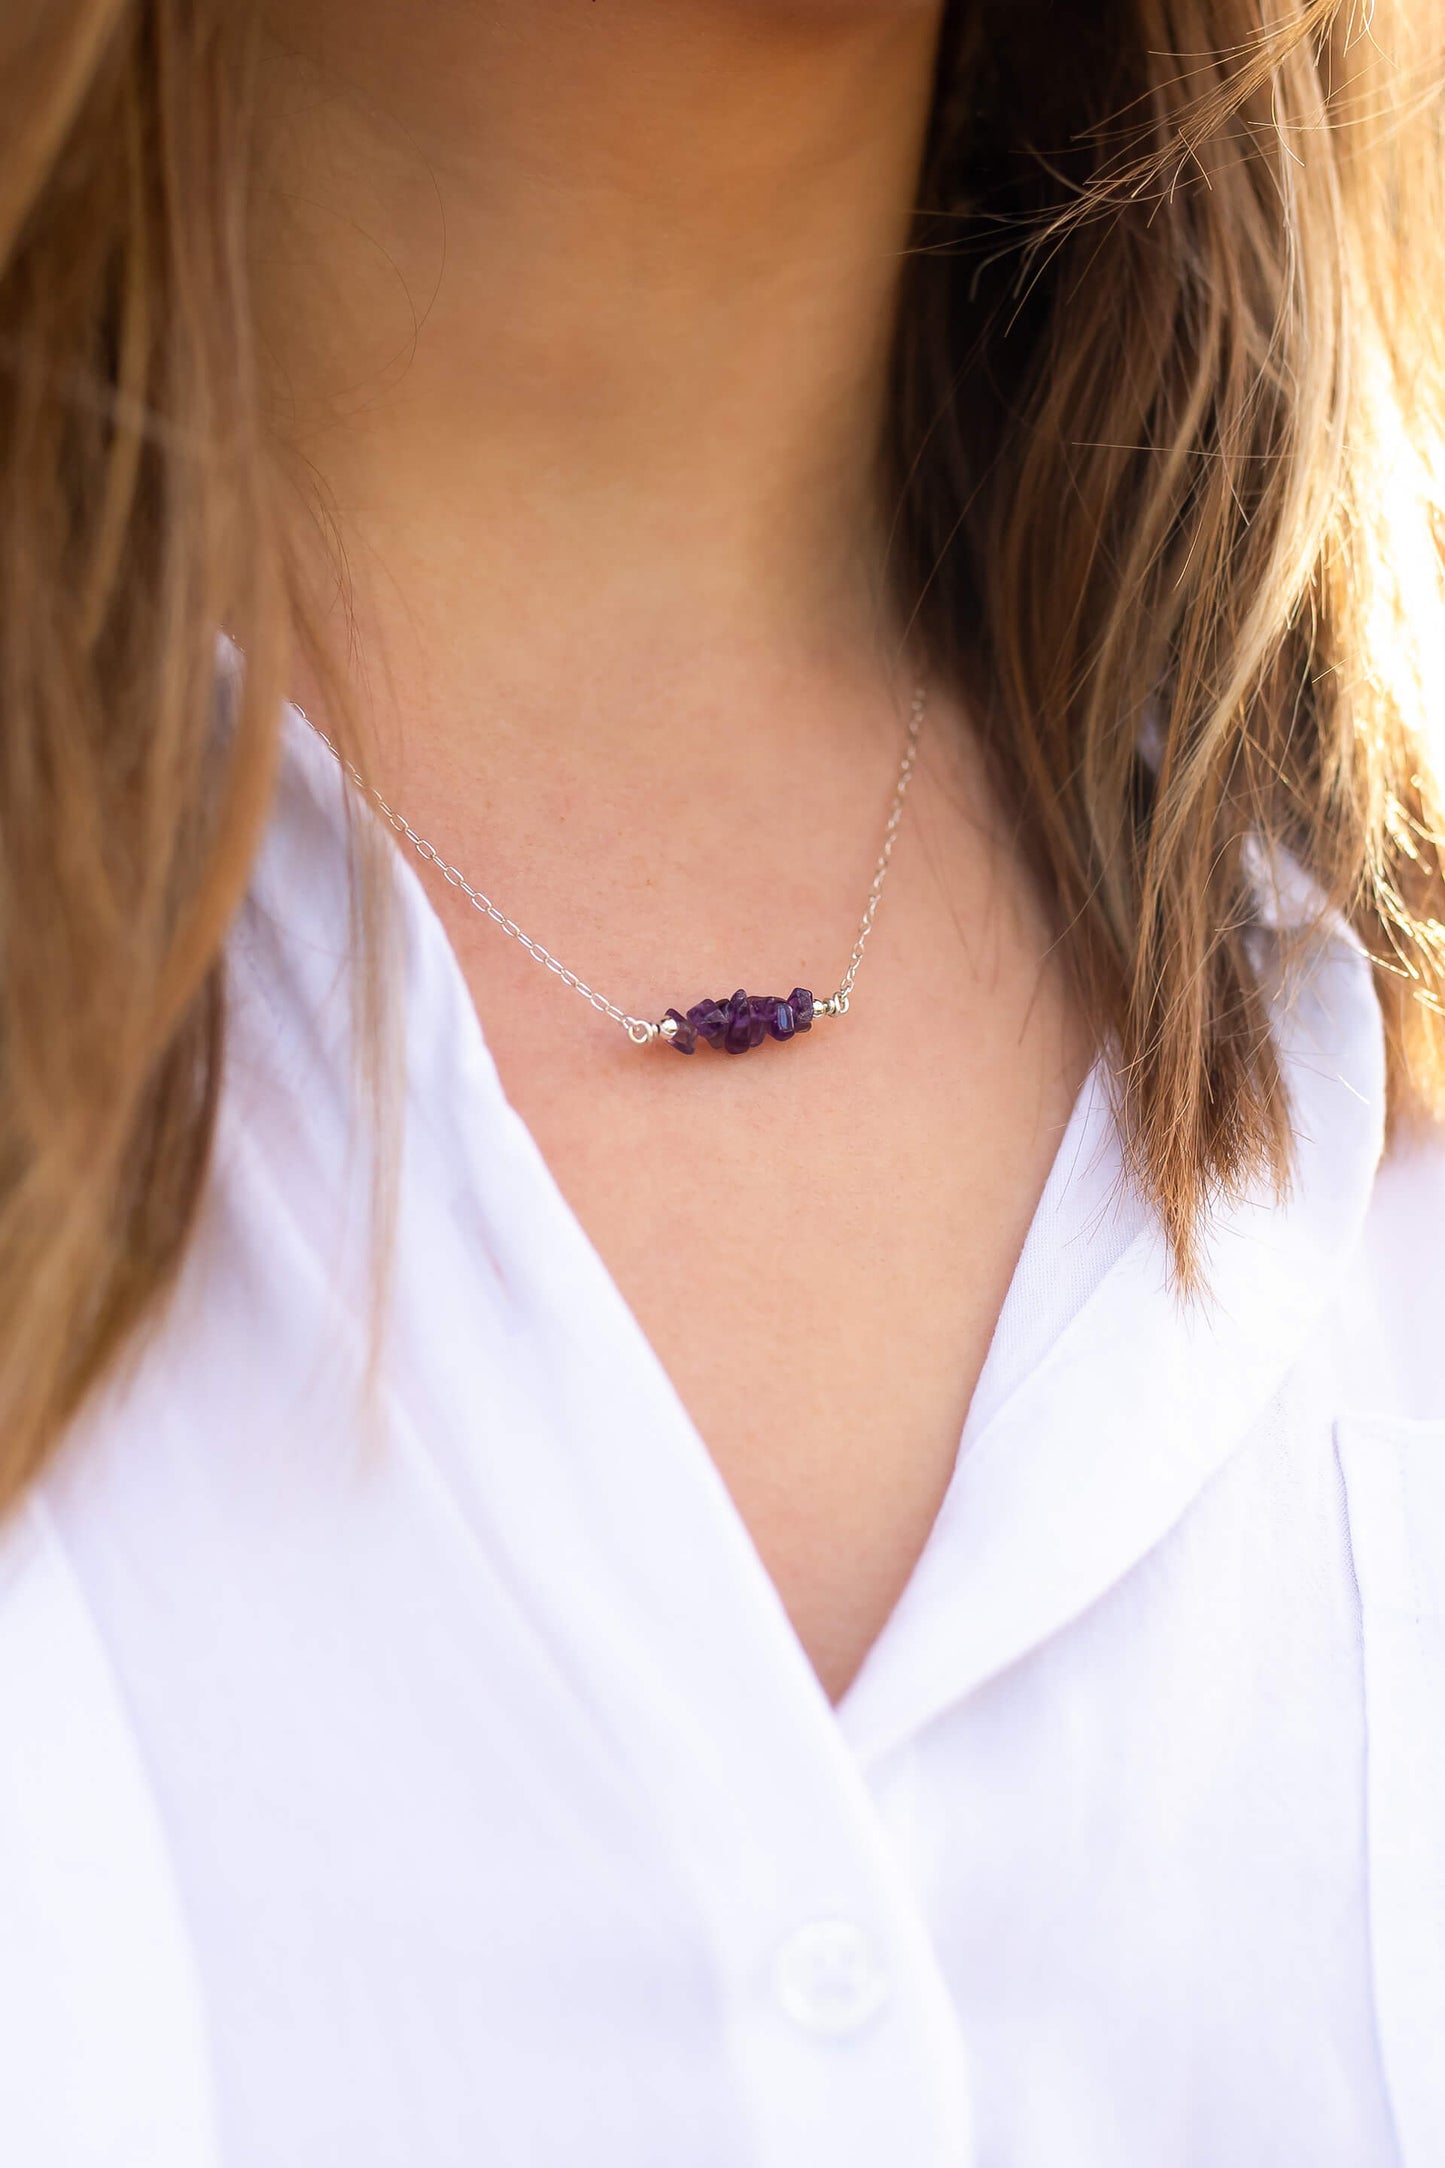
xmin=2 ymin=704 xmax=1443 ymax=2168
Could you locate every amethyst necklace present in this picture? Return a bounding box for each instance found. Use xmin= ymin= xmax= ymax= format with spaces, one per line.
xmin=307 ymin=678 xmax=926 ymax=1056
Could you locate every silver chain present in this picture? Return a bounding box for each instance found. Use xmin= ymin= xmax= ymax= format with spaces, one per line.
xmin=303 ymin=676 xmax=927 ymax=1044
xmin=833 ymin=677 xmax=927 ymax=1011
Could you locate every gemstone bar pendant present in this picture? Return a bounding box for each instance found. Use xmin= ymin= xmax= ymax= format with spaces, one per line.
xmin=659 ymin=987 xmax=816 ymax=1055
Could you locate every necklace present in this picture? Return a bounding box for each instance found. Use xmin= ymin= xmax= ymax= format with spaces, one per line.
xmin=304 ymin=677 xmax=927 ymax=1057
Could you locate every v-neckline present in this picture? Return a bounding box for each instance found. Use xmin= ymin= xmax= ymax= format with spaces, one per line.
xmin=361 ymin=713 xmax=1115 ymax=1718
xmin=277 ymin=700 xmax=1387 ymax=1762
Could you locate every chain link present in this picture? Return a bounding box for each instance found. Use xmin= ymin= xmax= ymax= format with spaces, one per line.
xmin=303 ymin=676 xmax=927 ymax=1040
xmin=830 ymin=677 xmax=926 ymax=1014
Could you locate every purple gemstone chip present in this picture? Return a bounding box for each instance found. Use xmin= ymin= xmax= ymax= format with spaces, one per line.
xmin=662 ymin=1006 xmax=697 ymax=1054
xmin=765 ymin=998 xmax=795 ymax=1042
xmin=789 ymin=987 xmax=815 ymax=1030
xmin=686 ymin=997 xmax=728 ymax=1050
xmin=722 ymin=989 xmax=769 ymax=1055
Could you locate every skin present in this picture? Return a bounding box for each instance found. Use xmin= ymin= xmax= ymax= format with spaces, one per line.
xmin=254 ymin=0 xmax=1093 ymax=1703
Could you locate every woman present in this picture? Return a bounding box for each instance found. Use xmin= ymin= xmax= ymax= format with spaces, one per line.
xmin=2 ymin=0 xmax=1443 ymax=2161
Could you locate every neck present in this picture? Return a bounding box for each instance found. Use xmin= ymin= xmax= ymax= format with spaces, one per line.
xmin=252 ymin=1 xmax=944 ymax=703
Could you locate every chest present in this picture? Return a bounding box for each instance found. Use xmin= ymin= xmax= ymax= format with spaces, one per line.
xmin=437 ymin=861 xmax=1088 ymax=1701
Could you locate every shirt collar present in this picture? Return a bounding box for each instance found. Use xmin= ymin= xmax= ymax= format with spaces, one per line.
xmin=257 ymin=702 xmax=1388 ymax=1764
xmin=839 ymin=878 xmax=1386 ymax=1765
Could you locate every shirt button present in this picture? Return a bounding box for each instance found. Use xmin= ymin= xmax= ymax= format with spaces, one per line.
xmin=772 ymin=1918 xmax=890 ymax=2037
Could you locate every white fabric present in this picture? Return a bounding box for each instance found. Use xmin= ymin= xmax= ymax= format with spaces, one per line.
xmin=4 ymin=703 xmax=1445 ymax=2167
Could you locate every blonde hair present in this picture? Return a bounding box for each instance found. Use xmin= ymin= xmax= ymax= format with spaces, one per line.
xmin=2 ymin=0 xmax=1443 ymax=1503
